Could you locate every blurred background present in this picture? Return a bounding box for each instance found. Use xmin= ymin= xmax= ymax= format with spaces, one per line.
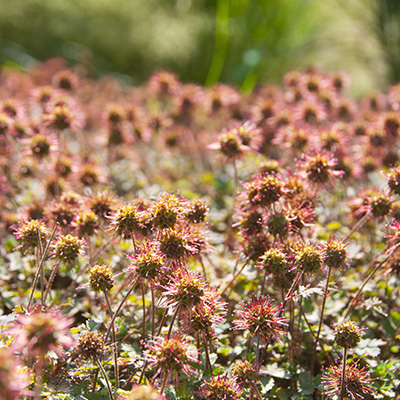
xmin=0 ymin=0 xmax=399 ymax=96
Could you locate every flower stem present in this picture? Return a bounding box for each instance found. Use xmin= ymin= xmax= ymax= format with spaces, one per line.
xmin=156 ymin=308 xmax=169 ymax=336
xmin=220 ymin=258 xmax=249 ymax=296
xmin=202 ymin=332 xmax=213 ymax=374
xmin=340 ymin=347 xmax=348 ymax=400
xmin=342 ymin=253 xmax=391 ymax=320
xmin=167 ymin=307 xmax=180 ymax=339
xmin=310 ymin=265 xmax=332 ymax=376
xmin=251 ymin=381 xmax=263 ymax=400
xmin=95 ymin=357 xmax=114 ymax=400
xmin=151 ymin=285 xmax=156 ymax=338
xmin=141 ymin=281 xmax=146 ymax=340
xmin=223 ymin=159 xmax=238 ymax=254
xmin=34 ymin=355 xmax=44 ymax=400
xmin=104 ymin=290 xmax=119 ymax=390
xmin=92 ymin=369 xmax=99 ymax=392
xmin=43 ymin=260 xmax=62 ymax=304
xmin=105 ymin=277 xmax=139 ymax=342
xmin=36 ymin=228 xmax=44 ymax=306
xmin=130 ymin=231 xmax=137 ymax=254
xmin=28 ymin=223 xmax=58 ymax=309
xmin=160 ymin=372 xmax=169 ymax=396
xmin=343 ymin=211 xmax=370 ymax=243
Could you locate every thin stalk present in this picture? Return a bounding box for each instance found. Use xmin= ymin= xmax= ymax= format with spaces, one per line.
xmin=86 ymin=234 xmax=93 ymax=266
xmin=298 ymin=302 xmax=334 ymax=365
xmin=260 ymin=272 xmax=267 ymax=296
xmin=43 ymin=260 xmax=62 ymax=304
xmin=251 ymin=381 xmax=263 ymax=400
xmin=141 ymin=281 xmax=146 ymax=340
xmin=105 ymin=277 xmax=139 ymax=342
xmin=34 ymin=355 xmax=44 ymax=400
xmin=138 ymin=360 xmax=149 ymax=385
xmin=342 ymin=212 xmax=370 ymax=243
xmin=151 ymin=285 xmax=156 ymax=338
xmin=198 ymin=254 xmax=208 ymax=281
xmin=202 ymin=332 xmax=213 ymax=373
xmin=223 ymin=159 xmax=238 ymax=254
xmin=279 ymin=270 xmax=304 ymax=317
xmin=28 ymin=257 xmax=41 ymax=310
xmin=104 ymin=290 xmax=119 ymax=390
xmin=27 ymin=224 xmax=58 ymax=309
xmin=311 ymin=265 xmax=332 ymax=376
xmin=95 ymin=357 xmax=114 ymax=400
xmin=220 ymin=258 xmax=249 ymax=296
xmin=167 ymin=307 xmax=180 ymax=339
xmin=284 ymin=271 xmax=304 ymax=302
xmin=340 ymin=347 xmax=348 ymax=400
xmin=130 ymin=232 xmax=137 ymax=254
xmin=160 ymin=372 xmax=169 ymax=396
xmin=35 ymin=247 xmax=45 ymax=308
xmin=36 ymin=228 xmax=44 ymax=306
xmin=255 ymin=336 xmax=261 ymax=364
xmin=124 ymin=367 xmax=140 ymax=389
xmin=342 ymin=254 xmax=391 ymax=320
xmin=92 ymin=369 xmax=99 ymax=392
xmin=156 ymin=308 xmax=169 ymax=336
xmin=205 ymin=0 xmax=229 ymax=86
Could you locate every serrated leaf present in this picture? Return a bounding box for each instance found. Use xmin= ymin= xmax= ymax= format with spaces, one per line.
xmin=86 ymin=319 xmax=101 ymax=331
xmin=292 ymin=285 xmax=323 ymax=302
xmin=355 ymin=338 xmax=385 ymax=358
xmin=261 ymin=363 xmax=291 ymax=379
xmin=260 ymin=376 xmax=275 ymax=393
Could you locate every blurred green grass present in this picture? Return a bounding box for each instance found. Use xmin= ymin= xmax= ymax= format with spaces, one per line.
xmin=0 ymin=0 xmax=396 ymax=95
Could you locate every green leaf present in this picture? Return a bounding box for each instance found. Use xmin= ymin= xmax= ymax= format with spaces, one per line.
xmin=260 ymin=376 xmax=275 ymax=393
xmin=261 ymin=363 xmax=291 ymax=379
xmin=355 ymin=338 xmax=385 ymax=358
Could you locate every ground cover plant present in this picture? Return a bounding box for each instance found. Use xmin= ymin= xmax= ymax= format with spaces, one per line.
xmin=0 ymin=59 xmax=400 ymax=399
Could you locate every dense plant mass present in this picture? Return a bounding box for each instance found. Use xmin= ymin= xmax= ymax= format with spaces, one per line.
xmin=1 ymin=60 xmax=400 ymax=400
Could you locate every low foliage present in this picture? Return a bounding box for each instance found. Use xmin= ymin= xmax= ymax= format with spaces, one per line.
xmin=0 ymin=62 xmax=399 ymax=399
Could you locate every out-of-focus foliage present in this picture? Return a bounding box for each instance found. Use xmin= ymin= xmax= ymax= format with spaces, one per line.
xmin=1 ymin=1 xmax=400 ymax=97
xmin=0 ymin=0 xmax=387 ymax=95
xmin=369 ymin=0 xmax=400 ymax=84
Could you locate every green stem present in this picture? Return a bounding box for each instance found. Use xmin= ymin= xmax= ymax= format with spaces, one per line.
xmin=205 ymin=0 xmax=229 ymax=86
